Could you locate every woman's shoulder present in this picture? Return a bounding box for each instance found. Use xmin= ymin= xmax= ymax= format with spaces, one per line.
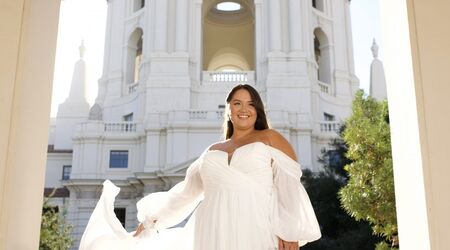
xmin=262 ymin=129 xmax=297 ymax=161
xmin=207 ymin=140 xmax=230 ymax=151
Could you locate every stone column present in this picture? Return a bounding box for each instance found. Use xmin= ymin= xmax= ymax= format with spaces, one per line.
xmin=0 ymin=0 xmax=60 ymax=248
xmin=288 ymin=0 xmax=302 ymax=52
xmin=154 ymin=0 xmax=168 ymax=52
xmin=268 ymin=0 xmax=282 ymax=52
xmin=254 ymin=0 xmax=264 ymax=81
xmin=175 ymin=0 xmax=188 ymax=52
xmin=380 ymin=0 xmax=450 ymax=248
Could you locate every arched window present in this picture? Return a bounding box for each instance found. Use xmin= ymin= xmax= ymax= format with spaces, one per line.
xmin=202 ymin=1 xmax=254 ymax=71
xmin=314 ymin=28 xmax=331 ymax=84
xmin=312 ymin=0 xmax=324 ymax=12
xmin=134 ymin=37 xmax=142 ymax=83
xmin=133 ymin=0 xmax=145 ymax=12
xmin=125 ymin=28 xmax=143 ymax=87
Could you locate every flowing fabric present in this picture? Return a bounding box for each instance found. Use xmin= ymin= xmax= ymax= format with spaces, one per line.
xmin=79 ymin=142 xmax=321 ymax=250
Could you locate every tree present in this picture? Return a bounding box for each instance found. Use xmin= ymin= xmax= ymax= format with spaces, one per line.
xmin=39 ymin=191 xmax=73 ymax=250
xmin=339 ymin=90 xmax=398 ymax=249
xmin=302 ymin=126 xmax=381 ymax=250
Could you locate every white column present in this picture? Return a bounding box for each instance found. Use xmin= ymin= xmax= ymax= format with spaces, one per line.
xmin=193 ymin=0 xmax=203 ymax=80
xmin=381 ymin=0 xmax=450 ymax=249
xmin=254 ymin=0 xmax=264 ymax=81
xmin=288 ymin=0 xmax=302 ymax=52
xmin=175 ymin=0 xmax=188 ymax=52
xmin=0 ymin=0 xmax=60 ymax=248
xmin=154 ymin=0 xmax=168 ymax=52
xmin=268 ymin=0 xmax=282 ymax=52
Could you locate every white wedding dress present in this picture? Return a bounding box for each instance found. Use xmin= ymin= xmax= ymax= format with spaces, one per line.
xmin=79 ymin=142 xmax=321 ymax=250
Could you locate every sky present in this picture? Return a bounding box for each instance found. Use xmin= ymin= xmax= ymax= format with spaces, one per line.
xmin=50 ymin=0 xmax=383 ymax=117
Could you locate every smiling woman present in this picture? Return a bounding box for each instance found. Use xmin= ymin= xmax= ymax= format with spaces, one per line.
xmin=79 ymin=84 xmax=321 ymax=250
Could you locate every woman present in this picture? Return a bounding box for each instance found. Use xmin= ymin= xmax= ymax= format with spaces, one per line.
xmin=79 ymin=84 xmax=321 ymax=250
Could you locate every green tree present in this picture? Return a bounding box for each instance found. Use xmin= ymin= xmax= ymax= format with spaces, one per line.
xmin=39 ymin=192 xmax=73 ymax=250
xmin=339 ymin=90 xmax=398 ymax=249
xmin=302 ymin=126 xmax=381 ymax=250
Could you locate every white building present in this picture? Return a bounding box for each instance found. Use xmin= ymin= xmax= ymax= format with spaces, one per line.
xmin=45 ymin=0 xmax=360 ymax=247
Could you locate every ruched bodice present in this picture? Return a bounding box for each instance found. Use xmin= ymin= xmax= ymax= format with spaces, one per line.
xmin=79 ymin=142 xmax=321 ymax=250
xmin=201 ymin=142 xmax=273 ymax=194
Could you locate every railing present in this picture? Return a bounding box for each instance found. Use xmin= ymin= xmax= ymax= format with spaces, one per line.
xmin=318 ymin=80 xmax=330 ymax=94
xmin=104 ymin=122 xmax=137 ymax=132
xmin=189 ymin=110 xmax=208 ymax=120
xmin=202 ymin=71 xmax=255 ymax=84
xmin=128 ymin=82 xmax=139 ymax=94
xmin=319 ymin=121 xmax=340 ymax=133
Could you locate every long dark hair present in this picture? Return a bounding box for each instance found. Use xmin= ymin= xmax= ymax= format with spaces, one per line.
xmin=223 ymin=84 xmax=270 ymax=139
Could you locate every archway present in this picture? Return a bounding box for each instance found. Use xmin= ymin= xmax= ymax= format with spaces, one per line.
xmin=202 ymin=0 xmax=255 ymax=72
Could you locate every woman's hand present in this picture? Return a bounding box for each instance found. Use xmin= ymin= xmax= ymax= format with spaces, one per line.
xmin=278 ymin=237 xmax=299 ymax=250
xmin=133 ymin=223 xmax=145 ymax=237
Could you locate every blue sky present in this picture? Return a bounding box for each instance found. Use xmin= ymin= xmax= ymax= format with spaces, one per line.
xmin=50 ymin=0 xmax=382 ymax=117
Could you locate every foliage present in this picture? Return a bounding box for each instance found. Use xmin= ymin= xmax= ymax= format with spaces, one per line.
xmin=39 ymin=191 xmax=73 ymax=250
xmin=301 ymin=126 xmax=381 ymax=250
xmin=339 ymin=90 xmax=398 ymax=248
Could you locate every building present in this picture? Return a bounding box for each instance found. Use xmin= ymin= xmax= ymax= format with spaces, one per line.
xmin=45 ymin=0 xmax=359 ymax=247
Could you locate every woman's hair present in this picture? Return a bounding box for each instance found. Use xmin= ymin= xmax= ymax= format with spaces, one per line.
xmin=223 ymin=84 xmax=270 ymax=139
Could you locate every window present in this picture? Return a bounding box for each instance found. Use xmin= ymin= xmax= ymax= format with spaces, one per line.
xmin=312 ymin=0 xmax=324 ymax=12
xmin=109 ymin=150 xmax=129 ymax=168
xmin=314 ymin=28 xmax=331 ymax=84
xmin=133 ymin=0 xmax=145 ymax=12
xmin=327 ymin=150 xmax=342 ymax=167
xmin=126 ymin=28 xmax=143 ymax=87
xmin=114 ymin=208 xmax=126 ymax=227
xmin=324 ymin=113 xmax=335 ymax=121
xmin=123 ymin=113 xmax=133 ymax=121
xmin=134 ymin=37 xmax=142 ymax=83
xmin=62 ymin=165 xmax=71 ymax=180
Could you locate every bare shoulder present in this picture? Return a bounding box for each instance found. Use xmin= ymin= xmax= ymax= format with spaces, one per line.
xmin=264 ymin=129 xmax=297 ymax=161
xmin=208 ymin=141 xmax=229 ymax=151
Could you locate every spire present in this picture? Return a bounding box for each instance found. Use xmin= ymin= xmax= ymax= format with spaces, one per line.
xmin=371 ymin=39 xmax=379 ymax=59
xmin=79 ymin=40 xmax=85 ymax=59
xmin=369 ymin=38 xmax=387 ymax=100
xmin=54 ymin=41 xmax=90 ymax=149
xmin=66 ymin=40 xmax=89 ymax=103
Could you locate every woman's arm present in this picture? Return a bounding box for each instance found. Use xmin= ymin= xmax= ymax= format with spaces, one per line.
xmin=267 ymin=128 xmax=321 ymax=247
xmin=133 ymin=155 xmax=205 ymax=236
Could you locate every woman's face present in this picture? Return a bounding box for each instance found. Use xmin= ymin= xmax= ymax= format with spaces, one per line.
xmin=228 ymin=89 xmax=257 ymax=131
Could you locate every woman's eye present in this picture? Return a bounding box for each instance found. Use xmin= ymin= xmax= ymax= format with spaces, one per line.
xmin=234 ymin=102 xmax=241 ymax=106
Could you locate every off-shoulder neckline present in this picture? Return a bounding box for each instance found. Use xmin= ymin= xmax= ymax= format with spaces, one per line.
xmin=206 ymin=141 xmax=298 ymax=164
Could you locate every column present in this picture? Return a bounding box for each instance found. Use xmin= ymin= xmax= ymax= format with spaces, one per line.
xmin=154 ymin=0 xmax=168 ymax=52
xmin=268 ymin=0 xmax=282 ymax=52
xmin=380 ymin=0 xmax=450 ymax=248
xmin=0 ymin=0 xmax=60 ymax=248
xmin=175 ymin=0 xmax=188 ymax=52
xmin=288 ymin=0 xmax=302 ymax=52
xmin=254 ymin=0 xmax=264 ymax=81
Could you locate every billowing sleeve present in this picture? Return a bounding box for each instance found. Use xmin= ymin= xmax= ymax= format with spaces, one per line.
xmin=136 ymin=152 xmax=206 ymax=231
xmin=269 ymin=146 xmax=321 ymax=246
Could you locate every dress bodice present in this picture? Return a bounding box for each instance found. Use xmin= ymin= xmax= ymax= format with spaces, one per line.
xmin=201 ymin=142 xmax=274 ymax=194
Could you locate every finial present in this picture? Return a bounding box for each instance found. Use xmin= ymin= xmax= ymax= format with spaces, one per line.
xmin=79 ymin=40 xmax=86 ymax=59
xmin=371 ymin=38 xmax=379 ymax=59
